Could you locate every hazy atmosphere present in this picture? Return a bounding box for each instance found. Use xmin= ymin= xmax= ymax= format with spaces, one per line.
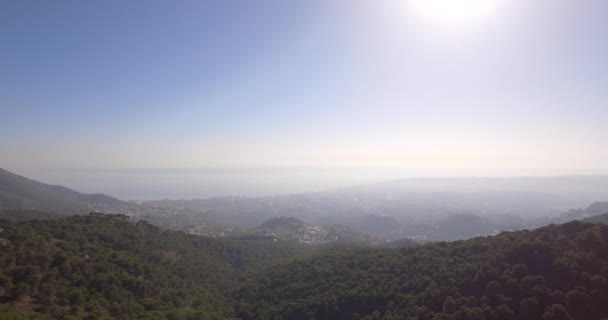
xmin=3 ymin=0 xmax=608 ymax=199
xmin=2 ymin=1 xmax=608 ymax=319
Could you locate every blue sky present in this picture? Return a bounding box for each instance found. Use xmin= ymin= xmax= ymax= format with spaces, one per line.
xmin=2 ymin=0 xmax=608 ymax=176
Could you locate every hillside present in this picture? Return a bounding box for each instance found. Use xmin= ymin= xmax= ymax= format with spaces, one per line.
xmin=235 ymin=221 xmax=608 ymax=320
xmin=582 ymin=212 xmax=608 ymax=224
xmin=0 ymin=213 xmax=306 ymax=319
xmin=0 ymin=168 xmax=131 ymax=215
xmin=556 ymin=201 xmax=608 ymax=223
xmin=2 ymin=213 xmax=608 ymax=319
xmin=140 ymin=176 xmax=608 ymax=241
xmin=0 ymin=209 xmax=60 ymax=221
xmin=4 ymin=169 xmax=608 ymax=242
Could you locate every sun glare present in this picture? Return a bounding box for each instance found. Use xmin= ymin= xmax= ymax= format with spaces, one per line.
xmin=408 ymin=0 xmax=503 ymax=24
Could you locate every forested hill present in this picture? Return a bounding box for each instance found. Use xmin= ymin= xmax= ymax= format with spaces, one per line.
xmin=235 ymin=221 xmax=608 ymax=320
xmin=0 ymin=213 xmax=305 ymax=320
xmin=0 ymin=168 xmax=129 ymax=215
xmin=1 ymin=213 xmax=607 ymax=320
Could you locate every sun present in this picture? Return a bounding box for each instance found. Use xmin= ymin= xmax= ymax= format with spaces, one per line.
xmin=407 ymin=0 xmax=503 ymax=24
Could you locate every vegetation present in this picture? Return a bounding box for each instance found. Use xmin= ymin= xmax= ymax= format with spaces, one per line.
xmin=235 ymin=221 xmax=608 ymax=320
xmin=0 ymin=213 xmax=304 ymax=319
xmin=1 ymin=212 xmax=607 ymax=319
xmin=0 ymin=209 xmax=60 ymax=221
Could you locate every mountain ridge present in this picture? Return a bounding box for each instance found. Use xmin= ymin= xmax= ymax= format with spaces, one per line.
xmin=0 ymin=168 xmax=129 ymax=214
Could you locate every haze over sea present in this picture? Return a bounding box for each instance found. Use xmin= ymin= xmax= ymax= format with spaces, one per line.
xmin=12 ymin=166 xmax=608 ymax=200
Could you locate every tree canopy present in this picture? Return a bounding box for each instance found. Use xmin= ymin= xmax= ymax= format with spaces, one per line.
xmin=1 ymin=213 xmax=607 ymax=320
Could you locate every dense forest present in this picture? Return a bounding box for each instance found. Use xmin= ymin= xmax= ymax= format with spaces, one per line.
xmin=0 ymin=213 xmax=304 ymax=319
xmin=236 ymin=221 xmax=608 ymax=320
xmin=1 ymin=212 xmax=607 ymax=319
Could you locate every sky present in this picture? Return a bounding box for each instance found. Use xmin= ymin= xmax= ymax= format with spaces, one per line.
xmin=1 ymin=0 xmax=608 ymax=197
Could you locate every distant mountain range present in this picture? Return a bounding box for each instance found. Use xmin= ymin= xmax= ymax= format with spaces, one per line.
xmin=554 ymin=201 xmax=608 ymax=223
xmin=2 ymin=168 xmax=608 ymax=243
xmin=582 ymin=212 xmax=608 ymax=224
xmin=0 ymin=168 xmax=132 ymax=215
xmin=2 ymin=170 xmax=608 ymax=318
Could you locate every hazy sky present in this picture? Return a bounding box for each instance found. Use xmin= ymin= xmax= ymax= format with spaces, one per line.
xmin=2 ymin=0 xmax=608 ymax=176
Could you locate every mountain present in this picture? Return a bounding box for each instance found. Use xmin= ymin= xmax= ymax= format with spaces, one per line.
xmin=3 ymin=168 xmax=608 ymax=243
xmin=235 ymin=220 xmax=608 ymax=320
xmin=582 ymin=212 xmax=608 ymax=224
xmin=556 ymin=201 xmax=608 ymax=223
xmin=140 ymin=176 xmax=608 ymax=240
xmin=0 ymin=168 xmax=132 ymax=215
